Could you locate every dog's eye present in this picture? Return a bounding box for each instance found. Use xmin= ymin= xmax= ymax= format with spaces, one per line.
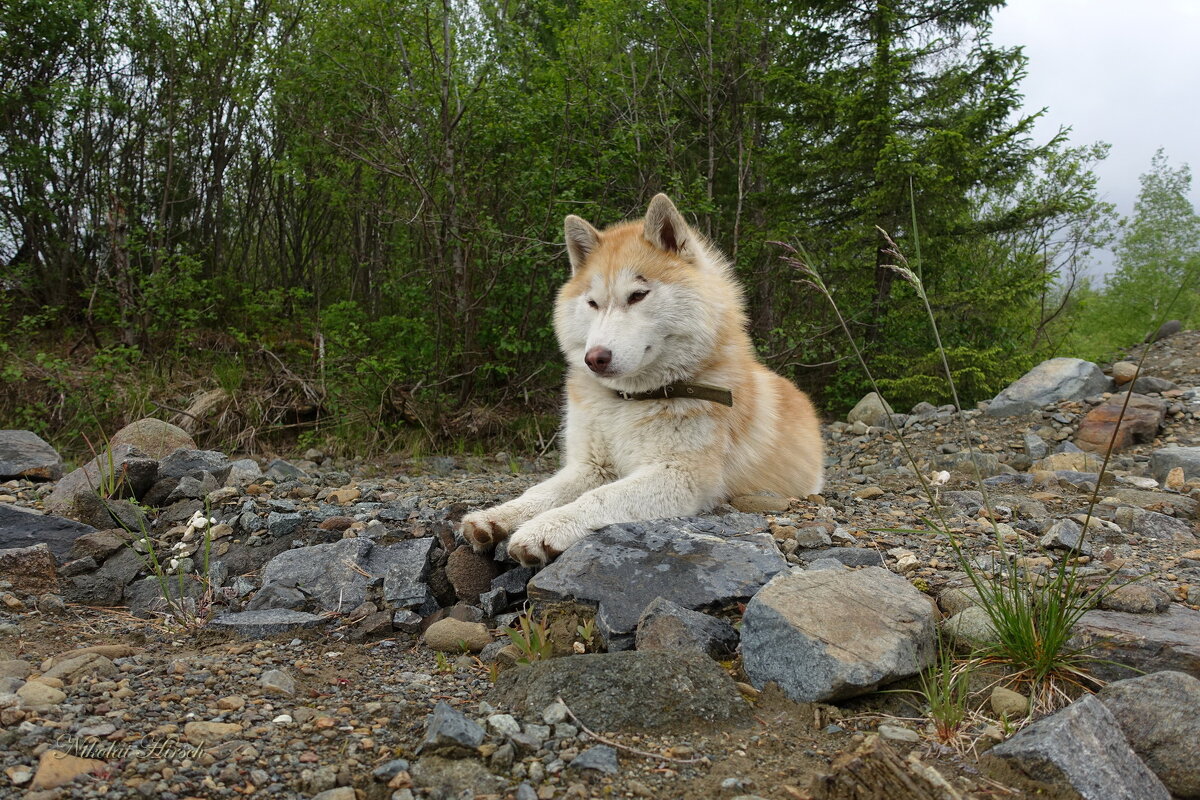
xmin=587 ymin=299 xmax=598 ymax=309
xmin=628 ymin=290 xmax=649 ymax=305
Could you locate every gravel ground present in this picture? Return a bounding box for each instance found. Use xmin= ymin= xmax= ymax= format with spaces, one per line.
xmin=2 ymin=331 xmax=1199 ymax=799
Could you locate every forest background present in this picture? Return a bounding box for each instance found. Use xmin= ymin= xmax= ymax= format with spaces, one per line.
xmin=2 ymin=0 xmax=1198 ymax=457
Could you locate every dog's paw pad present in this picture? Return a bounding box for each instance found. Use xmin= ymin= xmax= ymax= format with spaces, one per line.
xmin=461 ymin=515 xmax=510 ymax=551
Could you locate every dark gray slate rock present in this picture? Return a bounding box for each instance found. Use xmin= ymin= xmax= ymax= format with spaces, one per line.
xmin=158 ymin=448 xmax=231 ymax=482
xmin=164 ymin=473 xmax=220 ymax=504
xmin=1071 ymin=606 xmax=1200 ymax=680
xmin=64 ymin=547 xmax=143 ymax=606
xmin=259 ymin=536 xmax=437 ymax=613
xmin=635 ymin=596 xmax=738 ymax=658
xmin=265 ymin=511 xmax=304 ymax=538
xmin=1097 ymin=671 xmax=1200 ymax=799
xmin=492 ymin=567 xmax=536 ymax=596
xmin=0 ymin=430 xmax=63 ymax=480
xmin=246 ymin=583 xmax=308 ymax=611
xmin=208 ymin=609 xmax=326 ymax=637
xmin=489 ymin=651 xmax=747 ymax=731
xmin=986 ymin=358 xmax=1110 ymax=417
xmin=261 ymin=538 xmax=374 ymax=612
xmin=795 ymin=547 xmax=884 ymax=568
xmin=44 ymin=444 xmax=158 ymax=512
xmin=527 ymin=514 xmax=783 ymax=650
xmin=740 ymin=566 xmax=936 ymax=702
xmin=0 ymin=504 xmax=96 ymax=562
xmin=377 ymin=538 xmax=437 ymax=608
xmin=990 ymin=694 xmax=1169 ymax=800
xmin=569 ymin=745 xmax=618 ymax=774
xmin=418 ymin=701 xmax=485 ymax=757
xmin=1150 ymin=446 xmax=1200 ymax=483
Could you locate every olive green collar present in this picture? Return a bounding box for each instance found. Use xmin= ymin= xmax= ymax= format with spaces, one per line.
xmin=614 ymin=381 xmax=733 ymax=407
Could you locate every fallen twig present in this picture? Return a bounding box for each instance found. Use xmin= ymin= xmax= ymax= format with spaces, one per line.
xmin=554 ymin=695 xmax=707 ymax=764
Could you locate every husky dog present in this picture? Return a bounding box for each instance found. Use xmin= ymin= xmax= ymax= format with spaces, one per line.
xmin=462 ymin=194 xmax=824 ymax=566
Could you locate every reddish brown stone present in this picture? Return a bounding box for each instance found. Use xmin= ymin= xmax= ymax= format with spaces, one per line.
xmin=1074 ymin=393 xmax=1166 ymax=453
xmin=445 ymin=545 xmax=501 ymax=603
xmin=0 ymin=543 xmax=60 ymax=595
xmin=318 ymin=516 xmax=355 ymax=531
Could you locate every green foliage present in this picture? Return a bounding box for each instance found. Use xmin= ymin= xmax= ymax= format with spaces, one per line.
xmin=919 ymin=638 xmax=974 ymax=744
xmin=1 ymin=0 xmax=1124 ymax=444
xmin=506 ymin=608 xmax=554 ymax=665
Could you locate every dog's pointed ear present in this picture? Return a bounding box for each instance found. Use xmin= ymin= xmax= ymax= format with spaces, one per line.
xmin=564 ymin=215 xmax=600 ymax=275
xmin=644 ymin=193 xmax=687 ymax=254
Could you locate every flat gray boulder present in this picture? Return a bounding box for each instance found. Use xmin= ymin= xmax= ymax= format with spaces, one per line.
xmin=0 ymin=504 xmax=96 ymax=562
xmin=740 ymin=566 xmax=936 ymax=702
xmin=259 ymin=536 xmax=437 ymax=612
xmin=0 ymin=430 xmax=63 ymax=480
xmin=489 ymin=650 xmax=747 ymax=731
xmin=1097 ymin=671 xmax=1200 ymax=799
xmin=986 ymin=358 xmax=1109 ymax=417
xmin=1150 ymin=446 xmax=1200 ymax=483
xmin=990 ymin=694 xmax=1169 ymax=800
xmin=527 ymin=514 xmax=784 ymax=650
xmin=1071 ymin=606 xmax=1200 ymax=681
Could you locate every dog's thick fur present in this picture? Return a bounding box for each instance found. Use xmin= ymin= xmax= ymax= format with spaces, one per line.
xmin=462 ymin=194 xmax=824 ymax=566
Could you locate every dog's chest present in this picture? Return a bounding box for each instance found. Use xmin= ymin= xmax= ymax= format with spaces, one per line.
xmin=567 ymin=393 xmax=720 ymax=473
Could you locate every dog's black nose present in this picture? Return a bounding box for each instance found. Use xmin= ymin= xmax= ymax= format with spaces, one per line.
xmin=585 ymin=346 xmax=612 ymax=373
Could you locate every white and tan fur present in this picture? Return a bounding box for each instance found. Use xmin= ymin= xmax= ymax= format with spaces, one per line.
xmin=462 ymin=194 xmax=824 ymax=566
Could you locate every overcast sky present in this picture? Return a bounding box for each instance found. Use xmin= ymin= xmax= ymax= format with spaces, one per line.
xmin=990 ymin=0 xmax=1200 ymax=275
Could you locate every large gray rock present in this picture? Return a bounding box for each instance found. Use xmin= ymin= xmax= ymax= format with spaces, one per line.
xmin=1071 ymin=606 xmax=1200 ymax=680
xmin=260 ymin=538 xmax=375 ymax=612
xmin=986 ymin=358 xmax=1110 ymax=417
xmin=259 ymin=536 xmax=437 ymax=613
xmin=1150 ymin=446 xmax=1200 ymax=483
xmin=489 ymin=651 xmax=747 ymax=731
xmin=990 ymin=694 xmax=1169 ymax=800
xmin=44 ymin=445 xmax=159 ymax=514
xmin=635 ymin=596 xmax=738 ymax=658
xmin=527 ymin=514 xmax=784 ymax=650
xmin=0 ymin=430 xmax=63 ymax=480
xmin=379 ymin=537 xmax=438 ymax=608
xmin=740 ymin=566 xmax=936 ymax=702
xmin=1109 ymin=487 xmax=1197 ymax=520
xmin=1114 ymin=506 xmax=1196 ymax=542
xmin=1097 ymin=671 xmax=1200 ymax=798
xmin=64 ymin=547 xmax=143 ymax=605
xmin=418 ymin=701 xmax=484 ymax=757
xmin=108 ymin=418 xmax=196 ymax=460
xmin=0 ymin=504 xmax=96 ymax=562
xmin=158 ymin=448 xmax=231 ymax=483
xmin=846 ymin=392 xmax=893 ymax=427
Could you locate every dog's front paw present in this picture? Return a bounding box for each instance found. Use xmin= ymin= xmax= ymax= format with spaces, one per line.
xmin=506 ymin=514 xmax=590 ymax=567
xmin=460 ymin=509 xmax=515 ymax=552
